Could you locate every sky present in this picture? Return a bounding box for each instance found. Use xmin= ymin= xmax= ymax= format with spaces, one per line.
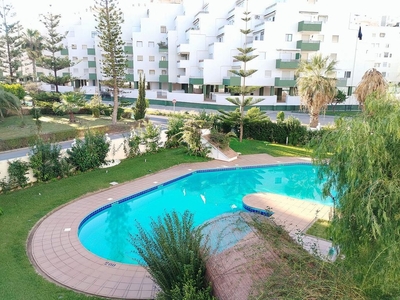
xmin=9 ymin=0 xmax=397 ymax=31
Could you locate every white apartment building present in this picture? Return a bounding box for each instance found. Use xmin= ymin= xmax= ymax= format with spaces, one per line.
xmin=37 ymin=0 xmax=400 ymax=109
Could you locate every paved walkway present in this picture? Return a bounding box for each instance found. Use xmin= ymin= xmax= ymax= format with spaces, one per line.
xmin=27 ymin=154 xmax=331 ymax=299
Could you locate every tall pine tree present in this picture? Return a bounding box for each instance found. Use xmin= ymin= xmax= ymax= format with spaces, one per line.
xmin=38 ymin=12 xmax=72 ymax=92
xmin=94 ymin=0 xmax=127 ymax=125
xmin=134 ymin=73 xmax=146 ymax=120
xmin=0 ymin=2 xmax=23 ymax=83
xmin=226 ymin=0 xmax=263 ymax=142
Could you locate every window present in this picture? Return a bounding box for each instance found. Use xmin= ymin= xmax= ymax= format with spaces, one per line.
xmin=285 ymin=34 xmax=292 ymax=42
xmin=91 ymin=31 xmax=97 ymax=38
xmin=149 ymin=56 xmax=155 ymax=62
xmin=318 ymin=15 xmax=328 ymax=22
xmin=137 ymin=55 xmax=143 ymax=61
xmin=71 ymin=44 xmax=77 ymax=49
xmin=138 ymin=69 xmax=144 ymax=74
xmin=84 ymin=68 xmax=88 ymax=74
xmin=136 ymin=41 xmax=143 ymax=47
xmin=344 ymin=71 xmax=351 ymax=78
xmin=82 ymin=44 xmax=87 ymax=50
xmin=382 ymin=71 xmax=387 ymax=77
xmin=265 ymin=70 xmax=271 ymax=77
xmin=384 ymin=52 xmax=389 ymax=57
xmin=73 ymin=68 xmax=79 ymax=73
xmin=380 ymin=32 xmax=386 ymax=37
xmin=148 ymin=41 xmax=154 ymax=47
xmin=382 ymin=62 xmax=387 ymax=67
xmin=160 ymin=26 xmax=167 ymax=33
xmin=149 ymin=70 xmax=155 ymax=75
xmin=72 ymin=56 xmax=78 ymax=61
xmin=332 ymin=35 xmax=339 ymax=43
xmin=330 ymin=53 xmax=337 ymax=60
xmin=260 ymin=30 xmax=264 ymax=41
xmin=162 ymin=70 xmax=167 ymax=75
xmin=374 ymin=63 xmax=381 ymax=67
xmin=82 ymin=57 xmax=88 ymax=61
xmin=161 ymin=56 xmax=166 ymax=61
xmin=386 ymin=44 xmax=390 ymax=48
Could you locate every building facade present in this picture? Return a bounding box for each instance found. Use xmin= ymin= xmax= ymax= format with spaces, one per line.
xmin=37 ymin=0 xmax=400 ymax=108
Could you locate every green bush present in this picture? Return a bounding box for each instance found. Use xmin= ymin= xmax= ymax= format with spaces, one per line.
xmin=116 ymin=107 xmax=125 ymax=120
xmin=0 ymin=83 xmax=26 ymax=99
xmin=29 ymin=139 xmax=63 ymax=182
xmin=32 ymin=91 xmax=61 ymax=103
xmin=7 ymin=160 xmax=30 ymax=189
xmin=124 ymin=132 xmax=142 ymax=158
xmin=276 ymin=111 xmax=285 ymax=123
xmin=92 ymin=107 xmax=100 ymax=118
xmin=131 ymin=211 xmax=214 ymax=300
xmin=209 ymin=130 xmax=230 ymax=149
xmin=0 ymin=207 xmax=3 ymax=216
xmin=67 ymin=131 xmax=110 ymax=172
xmin=121 ymin=110 xmax=132 ymax=119
xmin=165 ymin=115 xmax=185 ymax=148
xmin=102 ymin=107 xmax=112 ymax=116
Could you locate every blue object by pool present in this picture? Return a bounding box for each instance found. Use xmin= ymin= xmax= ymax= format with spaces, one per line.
xmin=78 ymin=163 xmax=331 ymax=264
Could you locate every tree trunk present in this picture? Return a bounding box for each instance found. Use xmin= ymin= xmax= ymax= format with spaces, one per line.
xmin=32 ymin=58 xmax=37 ymax=82
xmin=112 ymin=85 xmax=119 ymax=125
xmin=239 ymin=104 xmax=244 ymax=142
xmin=69 ymin=111 xmax=75 ymax=123
xmin=309 ymin=108 xmax=319 ymax=128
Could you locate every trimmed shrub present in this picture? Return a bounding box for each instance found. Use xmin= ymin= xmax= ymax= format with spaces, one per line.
xmin=7 ymin=159 xmax=30 ymax=189
xmin=29 ymin=139 xmax=63 ymax=182
xmin=67 ymin=131 xmax=110 ymax=172
xmin=209 ymin=130 xmax=230 ymax=149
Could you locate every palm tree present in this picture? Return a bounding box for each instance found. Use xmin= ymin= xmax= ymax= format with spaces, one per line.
xmin=0 ymin=88 xmax=22 ymax=121
xmin=354 ymin=68 xmax=388 ymax=111
xmin=22 ymin=29 xmax=44 ymax=82
xmin=295 ymin=54 xmax=337 ymax=128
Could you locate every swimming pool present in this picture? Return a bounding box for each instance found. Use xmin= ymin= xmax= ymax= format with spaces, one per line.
xmin=78 ymin=163 xmax=331 ymax=264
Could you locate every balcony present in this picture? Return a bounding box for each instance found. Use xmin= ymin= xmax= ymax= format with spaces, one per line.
xmin=127 ymin=60 xmax=134 ymax=68
xmin=60 ymin=48 xmax=69 ymax=55
xmin=177 ymin=60 xmax=190 ymax=68
xmin=89 ymin=73 xmax=97 ymax=80
xmin=88 ymin=61 xmax=96 ymax=68
xmin=223 ymin=76 xmax=241 ymax=86
xmin=124 ymin=46 xmax=133 ymax=54
xmin=159 ymin=75 xmax=169 ymax=83
xmin=177 ymin=43 xmax=190 ymax=54
xmin=159 ymin=60 xmax=168 ymax=68
xmin=158 ymin=42 xmax=168 ymax=53
xmin=296 ymin=40 xmax=320 ymax=51
xmin=297 ymin=21 xmax=322 ymax=32
xmin=87 ymin=48 xmax=95 ymax=55
xmin=336 ymin=78 xmax=347 ymax=87
xmin=125 ymin=74 xmax=134 ymax=81
xmin=274 ymin=77 xmax=296 ymax=87
xmin=189 ymin=77 xmax=204 ymax=85
xmin=275 ymin=59 xmax=300 ymax=69
xmin=177 ymin=75 xmax=189 ymax=84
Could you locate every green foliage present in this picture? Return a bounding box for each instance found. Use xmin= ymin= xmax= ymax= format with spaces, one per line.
xmin=89 ymin=93 xmax=102 ymax=108
xmin=180 ymin=118 xmax=209 ymax=157
xmin=52 ymin=92 xmax=86 ymax=122
xmin=67 ymin=131 xmax=110 ymax=172
xmin=130 ymin=210 xmax=213 ymax=300
xmin=38 ymin=13 xmax=73 ymax=93
xmin=165 ymin=115 xmax=186 ymax=148
xmin=33 ymin=91 xmax=61 ymax=103
xmin=276 ymin=111 xmax=285 ymax=123
xmin=21 ymin=29 xmax=44 ymax=82
xmin=0 ymin=88 xmax=22 ymax=121
xmin=116 ymin=107 xmax=124 ymax=120
xmin=312 ymin=95 xmax=400 ymax=297
xmin=92 ymin=107 xmax=100 ymax=118
xmin=0 ymin=207 xmax=3 ymax=216
xmin=0 ymin=3 xmax=23 ymax=83
xmin=94 ymin=0 xmax=127 ymax=124
xmin=208 ymin=130 xmax=231 ymax=149
xmin=296 ymin=54 xmax=337 ymax=128
xmin=29 ymin=139 xmax=62 ymax=182
xmin=0 ymin=83 xmax=26 ymax=99
xmin=140 ymin=121 xmax=161 ymax=153
xmin=7 ymin=159 xmax=30 ymax=189
xmin=134 ymin=73 xmax=147 ymax=120
xmin=123 ymin=131 xmax=142 ymax=158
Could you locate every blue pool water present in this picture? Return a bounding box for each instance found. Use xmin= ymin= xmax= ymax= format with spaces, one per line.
xmin=78 ymin=163 xmax=331 ymax=264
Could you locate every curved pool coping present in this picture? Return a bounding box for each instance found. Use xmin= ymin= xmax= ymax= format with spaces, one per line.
xmin=27 ymin=155 xmax=314 ymax=299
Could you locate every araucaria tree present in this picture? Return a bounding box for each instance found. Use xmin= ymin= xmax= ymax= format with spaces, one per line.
xmin=354 ymin=68 xmax=388 ymax=110
xmin=313 ymin=95 xmax=400 ymax=297
xmin=22 ymin=29 xmax=44 ymax=82
xmin=134 ymin=73 xmax=146 ymax=120
xmin=295 ymin=54 xmax=337 ymax=128
xmin=226 ymin=2 xmax=263 ymax=142
xmin=0 ymin=2 xmax=23 ymax=83
xmin=94 ymin=0 xmax=127 ymax=125
xmin=38 ymin=13 xmax=72 ymax=92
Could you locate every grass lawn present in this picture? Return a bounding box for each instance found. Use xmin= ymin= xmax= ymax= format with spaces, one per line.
xmin=229 ymin=138 xmax=312 ymax=157
xmin=306 ymin=219 xmax=331 ymax=240
xmin=0 ymin=115 xmax=136 ymax=140
xmin=0 ymin=148 xmax=208 ymax=300
xmin=323 ymin=110 xmax=361 ymax=117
